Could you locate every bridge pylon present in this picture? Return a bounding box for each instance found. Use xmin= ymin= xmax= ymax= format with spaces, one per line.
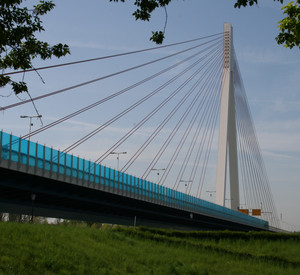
xmin=215 ymin=23 xmax=240 ymax=211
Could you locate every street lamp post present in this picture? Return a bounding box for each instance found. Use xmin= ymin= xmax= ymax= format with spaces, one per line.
xmin=20 ymin=115 xmax=42 ymax=140
xmin=109 ymin=151 xmax=127 ymax=171
xmin=225 ymin=198 xmax=234 ymax=208
xmin=239 ymin=203 xmax=248 ymax=209
xmin=179 ymin=180 xmax=192 ymax=193
xmin=30 ymin=193 xmax=36 ymax=223
xmin=206 ymin=190 xmax=216 ymax=197
xmin=151 ymin=168 xmax=166 ymax=183
xmin=206 ymin=190 xmax=216 ymax=202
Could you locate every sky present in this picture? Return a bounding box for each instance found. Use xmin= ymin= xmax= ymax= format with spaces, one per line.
xmin=1 ymin=0 xmax=299 ymax=231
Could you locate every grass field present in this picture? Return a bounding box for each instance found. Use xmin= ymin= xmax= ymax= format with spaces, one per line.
xmin=0 ymin=222 xmax=299 ymax=274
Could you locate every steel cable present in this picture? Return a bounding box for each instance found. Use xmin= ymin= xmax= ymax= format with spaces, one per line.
xmin=2 ymin=33 xmax=223 ymax=76
xmin=174 ymin=56 xmax=223 ymax=192
xmin=21 ymin=40 xmax=222 ymax=140
xmin=120 ymin=47 xmax=223 ymax=174
xmin=141 ymin=47 xmax=223 ymax=180
xmin=1 ymin=36 xmax=223 ymax=112
xmin=63 ymin=43 xmax=223 ymax=154
xmin=94 ymin=43 xmax=223 ymax=163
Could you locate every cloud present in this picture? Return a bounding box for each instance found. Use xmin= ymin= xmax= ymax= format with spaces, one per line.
xmin=256 ymin=125 xmax=300 ymax=153
xmin=69 ymin=40 xmax=137 ymax=52
xmin=237 ymin=48 xmax=298 ymax=66
xmin=262 ymin=150 xmax=300 ymax=162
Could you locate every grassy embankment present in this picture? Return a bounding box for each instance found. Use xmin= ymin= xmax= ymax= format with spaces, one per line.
xmin=0 ymin=222 xmax=299 ymax=274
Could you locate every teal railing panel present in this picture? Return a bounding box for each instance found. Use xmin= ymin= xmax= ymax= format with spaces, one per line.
xmin=0 ymin=131 xmax=268 ymax=229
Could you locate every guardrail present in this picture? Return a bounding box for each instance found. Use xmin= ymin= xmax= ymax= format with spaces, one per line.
xmin=0 ymin=130 xmax=268 ymax=230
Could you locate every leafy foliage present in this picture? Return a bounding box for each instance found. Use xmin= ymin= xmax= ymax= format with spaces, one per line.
xmin=150 ymin=30 xmax=165 ymax=44
xmin=111 ymin=0 xmax=299 ymax=49
xmin=235 ymin=0 xmax=299 ymax=49
xmin=0 ymin=0 xmax=70 ymax=94
xmin=110 ymin=0 xmax=171 ymax=21
xmin=110 ymin=0 xmax=171 ymax=43
xmin=276 ymin=0 xmax=300 ymax=49
xmin=234 ymin=0 xmax=283 ymax=8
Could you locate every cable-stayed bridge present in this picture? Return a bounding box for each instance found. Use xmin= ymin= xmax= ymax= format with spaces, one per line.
xmin=0 ymin=24 xmax=281 ymax=231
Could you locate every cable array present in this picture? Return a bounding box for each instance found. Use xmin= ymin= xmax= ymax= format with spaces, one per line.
xmin=2 ymin=33 xmax=223 ymax=77
xmin=119 ymin=46 xmax=223 ymax=176
xmin=1 ymin=36 xmax=223 ymax=112
xmin=63 ymin=41 xmax=222 ymax=154
xmin=162 ymin=50 xmax=223 ymax=195
xmin=95 ymin=44 xmax=222 ymax=164
xmin=233 ymin=51 xmax=279 ymax=228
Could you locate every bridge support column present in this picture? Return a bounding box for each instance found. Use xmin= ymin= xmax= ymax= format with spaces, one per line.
xmin=215 ymin=23 xmax=239 ymax=211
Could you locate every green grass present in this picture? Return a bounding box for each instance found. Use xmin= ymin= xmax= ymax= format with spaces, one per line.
xmin=0 ymin=222 xmax=299 ymax=274
xmin=135 ymin=227 xmax=300 ymax=263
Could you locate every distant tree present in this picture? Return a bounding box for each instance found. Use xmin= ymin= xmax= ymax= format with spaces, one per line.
xmin=110 ymin=0 xmax=300 ymax=49
xmin=0 ymin=212 xmax=7 ymax=221
xmin=8 ymin=213 xmax=23 ymax=222
xmin=33 ymin=216 xmax=48 ymax=224
xmin=0 ymin=0 xmax=70 ymax=95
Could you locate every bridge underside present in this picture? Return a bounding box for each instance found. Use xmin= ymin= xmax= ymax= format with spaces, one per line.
xmin=0 ymin=167 xmax=265 ymax=231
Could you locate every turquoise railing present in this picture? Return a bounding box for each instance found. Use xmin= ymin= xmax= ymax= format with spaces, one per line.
xmin=0 ymin=131 xmax=268 ymax=229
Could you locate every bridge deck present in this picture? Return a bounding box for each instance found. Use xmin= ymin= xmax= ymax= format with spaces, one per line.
xmin=0 ymin=131 xmax=268 ymax=230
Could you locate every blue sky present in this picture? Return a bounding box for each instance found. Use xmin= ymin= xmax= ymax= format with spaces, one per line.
xmin=1 ymin=0 xmax=299 ymax=230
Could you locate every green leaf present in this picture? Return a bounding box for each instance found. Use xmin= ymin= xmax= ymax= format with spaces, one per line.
xmin=276 ymin=0 xmax=300 ymax=49
xmin=0 ymin=0 xmax=70 ymax=94
xmin=150 ymin=31 xmax=165 ymax=44
xmin=11 ymin=81 xmax=28 ymax=94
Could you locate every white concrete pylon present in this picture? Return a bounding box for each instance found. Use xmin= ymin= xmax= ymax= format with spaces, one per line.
xmin=215 ymin=23 xmax=240 ymax=210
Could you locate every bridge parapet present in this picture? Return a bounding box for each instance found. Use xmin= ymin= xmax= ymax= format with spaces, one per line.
xmin=0 ymin=131 xmax=268 ymax=230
